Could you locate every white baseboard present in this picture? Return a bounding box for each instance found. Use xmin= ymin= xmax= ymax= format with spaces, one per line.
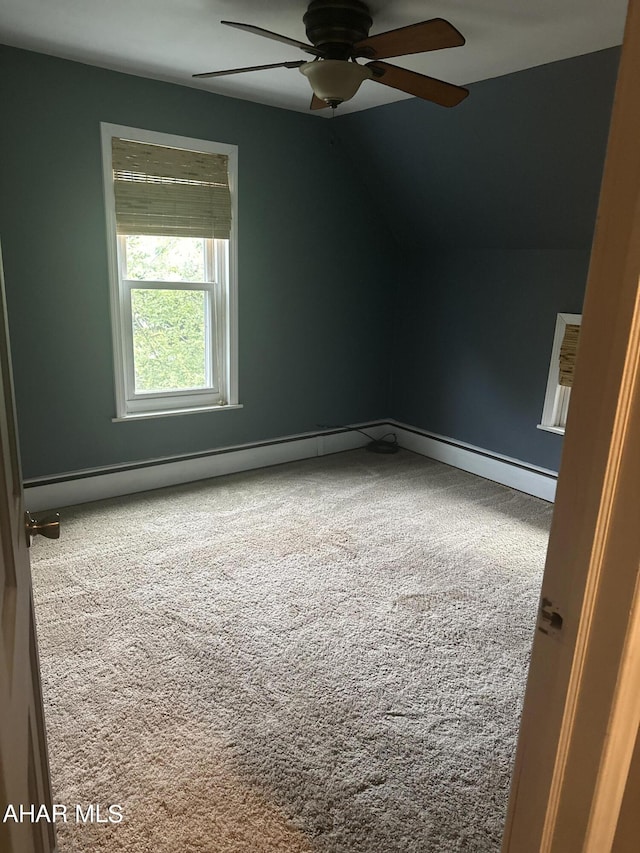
xmin=389 ymin=420 xmax=557 ymax=502
xmin=23 ymin=421 xmax=558 ymax=511
xmin=23 ymin=424 xmax=390 ymax=511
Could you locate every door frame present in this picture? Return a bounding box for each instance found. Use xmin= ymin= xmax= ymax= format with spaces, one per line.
xmin=502 ymin=0 xmax=640 ymax=850
xmin=0 ymin=243 xmax=56 ymax=852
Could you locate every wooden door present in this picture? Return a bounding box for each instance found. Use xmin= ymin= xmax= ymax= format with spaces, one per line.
xmin=0 ymin=247 xmax=56 ymax=853
xmin=502 ymin=0 xmax=640 ymax=850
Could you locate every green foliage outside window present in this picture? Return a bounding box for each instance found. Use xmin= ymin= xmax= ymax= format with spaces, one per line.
xmin=131 ymin=289 xmax=208 ymax=393
xmin=125 ymin=235 xmax=206 ymax=282
xmin=125 ymin=236 xmax=210 ymax=393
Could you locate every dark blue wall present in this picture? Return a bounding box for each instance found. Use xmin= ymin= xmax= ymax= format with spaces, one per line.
xmin=336 ymin=49 xmax=619 ymax=471
xmin=0 ymin=44 xmax=621 ymax=479
xmin=0 ymin=46 xmax=393 ymax=479
xmin=390 ymin=249 xmax=590 ymax=467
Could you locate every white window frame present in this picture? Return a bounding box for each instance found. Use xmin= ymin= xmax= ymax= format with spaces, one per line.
xmin=100 ymin=123 xmax=239 ymax=420
xmin=538 ymin=312 xmax=582 ymax=435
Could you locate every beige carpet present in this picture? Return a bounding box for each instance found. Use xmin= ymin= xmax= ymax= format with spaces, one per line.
xmin=31 ymin=449 xmax=552 ymax=852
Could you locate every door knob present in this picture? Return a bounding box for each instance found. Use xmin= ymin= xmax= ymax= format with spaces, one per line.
xmin=25 ymin=512 xmax=60 ymax=546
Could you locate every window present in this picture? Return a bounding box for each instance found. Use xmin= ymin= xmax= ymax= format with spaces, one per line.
xmin=538 ymin=312 xmax=582 ymax=434
xmin=101 ymin=124 xmax=238 ymax=419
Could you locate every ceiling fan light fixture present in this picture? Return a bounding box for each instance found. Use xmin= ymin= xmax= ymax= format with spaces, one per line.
xmin=299 ymin=59 xmax=372 ymax=107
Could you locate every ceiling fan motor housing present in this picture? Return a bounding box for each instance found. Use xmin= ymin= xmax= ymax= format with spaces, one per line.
xmin=303 ymin=0 xmax=373 ymax=59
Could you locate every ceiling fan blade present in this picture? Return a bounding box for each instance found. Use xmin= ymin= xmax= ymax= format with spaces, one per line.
xmin=221 ymin=21 xmax=323 ymax=57
xmin=310 ymin=93 xmax=328 ymax=110
xmin=354 ymin=18 xmax=465 ymax=60
xmin=367 ymin=61 xmax=469 ymax=107
xmin=193 ymin=60 xmax=305 ymax=79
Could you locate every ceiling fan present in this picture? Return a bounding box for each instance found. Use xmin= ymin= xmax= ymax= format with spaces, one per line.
xmin=193 ymin=0 xmax=469 ymax=111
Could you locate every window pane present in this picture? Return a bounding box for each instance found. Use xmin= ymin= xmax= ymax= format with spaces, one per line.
xmin=131 ymin=289 xmax=209 ymax=393
xmin=556 ymin=386 xmax=572 ymax=429
xmin=125 ymin=235 xmax=205 ymax=282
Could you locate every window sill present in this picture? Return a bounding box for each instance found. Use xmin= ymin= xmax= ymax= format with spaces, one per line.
xmin=537 ymin=423 xmax=565 ymax=435
xmin=113 ymin=404 xmax=243 ymax=422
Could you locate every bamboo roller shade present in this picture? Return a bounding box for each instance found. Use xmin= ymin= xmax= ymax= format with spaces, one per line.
xmin=559 ymin=323 xmax=581 ymax=387
xmin=111 ymin=138 xmax=231 ymax=239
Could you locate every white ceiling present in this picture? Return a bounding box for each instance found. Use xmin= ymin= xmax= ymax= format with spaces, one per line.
xmin=0 ymin=0 xmax=628 ymax=115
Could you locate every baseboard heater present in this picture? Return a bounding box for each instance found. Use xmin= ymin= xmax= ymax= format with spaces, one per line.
xmin=23 ymin=421 xmax=557 ymax=511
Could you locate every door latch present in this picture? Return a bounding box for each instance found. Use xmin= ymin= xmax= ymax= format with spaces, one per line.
xmin=25 ymin=511 xmax=61 ymax=547
xmin=537 ymin=596 xmax=563 ymax=636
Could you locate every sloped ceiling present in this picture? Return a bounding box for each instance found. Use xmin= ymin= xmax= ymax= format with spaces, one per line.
xmin=0 ymin=0 xmax=628 ymax=115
